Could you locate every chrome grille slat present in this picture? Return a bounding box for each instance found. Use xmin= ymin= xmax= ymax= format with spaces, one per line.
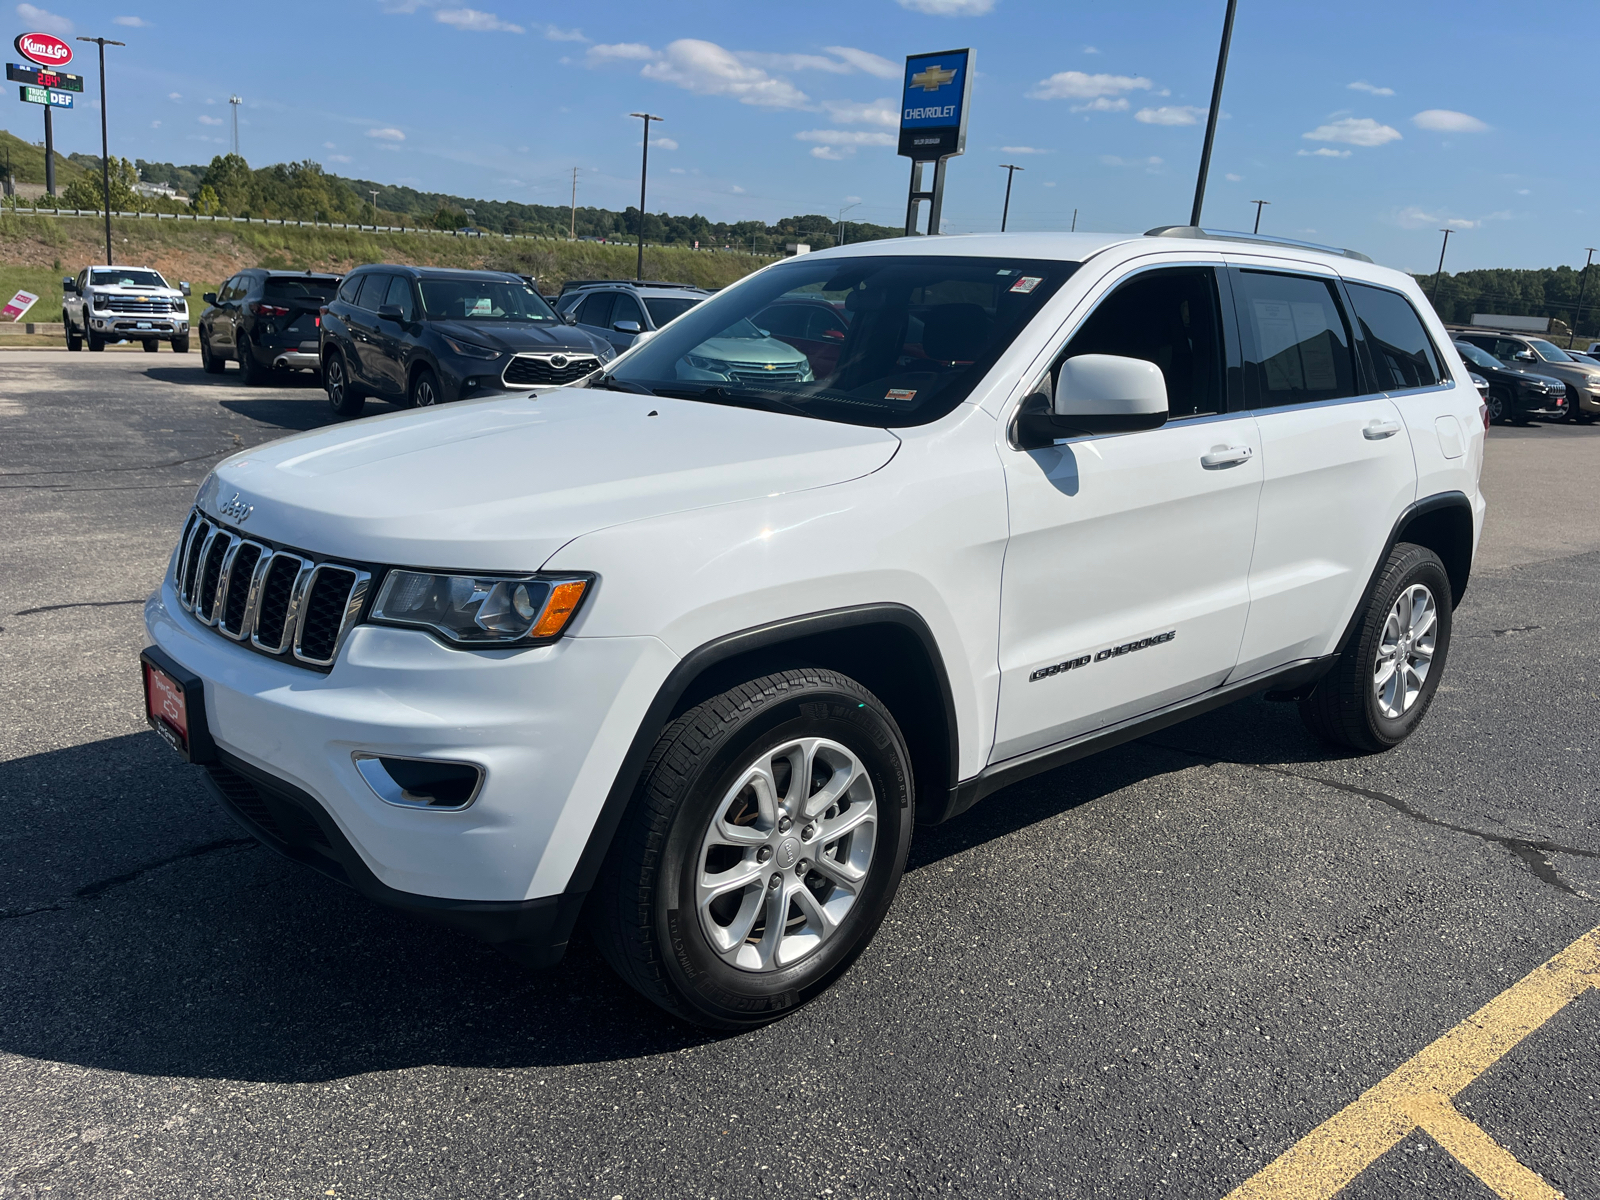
xmin=194 ymin=530 xmax=232 ymax=624
xmin=179 ymin=519 xmax=213 ymax=610
xmin=218 ymin=541 xmax=267 ymax=639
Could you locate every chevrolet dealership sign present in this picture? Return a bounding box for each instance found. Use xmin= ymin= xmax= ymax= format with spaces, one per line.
xmin=898 ymin=48 xmax=973 ymax=159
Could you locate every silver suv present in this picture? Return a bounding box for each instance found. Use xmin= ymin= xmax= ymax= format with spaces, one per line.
xmin=1452 ymin=327 xmax=1600 ymax=423
xmin=556 ymin=280 xmax=711 ymax=354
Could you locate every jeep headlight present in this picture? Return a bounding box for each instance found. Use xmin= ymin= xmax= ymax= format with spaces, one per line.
xmin=370 ymin=570 xmax=591 ymax=646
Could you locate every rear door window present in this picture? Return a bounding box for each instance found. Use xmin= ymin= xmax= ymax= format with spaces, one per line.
xmin=355 ymin=274 xmax=393 ymax=312
xmin=577 ymin=291 xmax=615 ymax=329
xmin=383 ymin=276 xmax=417 ymax=321
xmin=1232 ymin=269 xmax=1359 ymax=407
xmin=1346 ymin=282 xmax=1443 ymax=391
xmin=611 ymin=292 xmax=646 ymax=329
xmin=338 ymin=275 xmax=366 ymax=304
xmin=643 ymin=296 xmax=701 ymax=326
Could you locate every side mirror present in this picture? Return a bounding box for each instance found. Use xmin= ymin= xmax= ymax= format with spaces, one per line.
xmin=1513 ymin=350 xmax=1536 ymax=362
xmin=202 ymin=293 xmax=217 ymax=305
xmin=376 ymin=304 xmax=404 ymax=322
xmin=562 ymin=311 xmax=578 ymax=325
xmin=62 ymin=276 xmax=75 ymax=293
xmin=612 ymin=320 xmax=642 ymax=335
xmin=1013 ymin=354 xmax=1168 ymax=449
xmin=180 ymin=281 xmax=191 ymax=296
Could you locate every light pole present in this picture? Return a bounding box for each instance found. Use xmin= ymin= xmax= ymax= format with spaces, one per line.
xmin=1430 ymin=228 xmax=1455 ymax=309
xmin=228 ymin=95 xmax=241 ymax=157
xmin=570 ymin=166 xmax=580 ymax=240
xmin=369 ymin=190 xmax=380 ymax=222
xmin=837 ymin=201 xmax=860 ymax=247
xmin=77 ymin=36 xmax=125 ymax=267
xmin=998 ymin=163 xmax=1024 ymax=232
xmin=629 ymin=113 xmax=663 ymax=280
xmin=1189 ymin=0 xmax=1239 ymax=228
xmin=1250 ymin=199 xmax=1270 ymax=234
xmin=1573 ymin=247 xmax=1597 ymax=350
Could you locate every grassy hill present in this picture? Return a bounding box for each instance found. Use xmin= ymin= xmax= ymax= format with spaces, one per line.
xmin=0 ymin=210 xmax=777 ymax=326
xmin=0 ymin=127 xmax=89 ymax=190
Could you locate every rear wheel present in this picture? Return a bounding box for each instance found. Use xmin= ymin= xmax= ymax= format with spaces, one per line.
xmin=200 ymin=332 xmax=224 ymax=373
xmin=236 ymin=335 xmax=262 ymax=385
xmin=591 ymin=668 xmax=914 ymax=1029
xmin=1300 ymin=542 xmax=1453 ymax=753
xmin=408 ymin=366 xmax=441 ymax=409
xmin=324 ymin=352 xmax=365 ymax=419
xmin=1485 ymin=388 xmax=1507 ymax=425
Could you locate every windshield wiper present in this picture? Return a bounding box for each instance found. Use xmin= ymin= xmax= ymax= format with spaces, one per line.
xmin=587 ymin=373 xmax=656 ymax=396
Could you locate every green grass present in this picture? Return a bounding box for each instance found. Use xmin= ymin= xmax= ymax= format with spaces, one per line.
xmin=0 ymin=127 xmax=89 ymax=190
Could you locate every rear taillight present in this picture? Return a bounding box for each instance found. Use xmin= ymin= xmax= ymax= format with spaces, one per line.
xmin=314 ymin=315 xmax=321 ymax=327
xmin=1480 ymin=402 xmax=1489 ymax=430
xmin=251 ymin=302 xmax=290 ymax=317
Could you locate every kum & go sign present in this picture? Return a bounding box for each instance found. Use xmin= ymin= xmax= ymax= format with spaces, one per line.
xmin=15 ymin=31 xmax=72 ymax=67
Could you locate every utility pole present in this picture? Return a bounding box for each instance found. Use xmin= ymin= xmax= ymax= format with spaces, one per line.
xmin=1189 ymin=0 xmax=1239 ymax=228
xmin=78 ymin=36 xmax=125 ymax=267
xmin=1573 ymin=247 xmax=1597 ymax=349
xmin=228 ymin=95 xmax=241 ymax=157
xmin=1251 ymin=199 xmax=1270 ymax=234
xmin=1071 ymin=208 xmax=1077 ymax=232
xmin=998 ymin=163 xmax=1024 ymax=232
xmin=569 ymin=166 xmax=579 ymax=240
xmin=1430 ymin=228 xmax=1454 ymax=309
xmin=837 ymin=200 xmax=860 ymax=247
xmin=629 ymin=112 xmax=663 ymax=281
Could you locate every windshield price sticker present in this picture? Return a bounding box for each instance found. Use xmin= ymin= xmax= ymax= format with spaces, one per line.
xmin=885 ymin=388 xmax=918 ymax=402
xmin=1009 ymin=276 xmax=1044 ymax=294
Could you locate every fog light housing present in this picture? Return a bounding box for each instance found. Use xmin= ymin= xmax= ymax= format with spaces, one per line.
xmin=353 ymin=753 xmax=483 ymax=810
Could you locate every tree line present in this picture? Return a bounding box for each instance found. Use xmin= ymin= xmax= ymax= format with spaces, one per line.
xmin=1417 ymin=265 xmax=1600 ymax=342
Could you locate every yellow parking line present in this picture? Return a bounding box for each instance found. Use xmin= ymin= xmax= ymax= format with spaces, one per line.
xmin=1224 ymin=923 xmax=1600 ymax=1200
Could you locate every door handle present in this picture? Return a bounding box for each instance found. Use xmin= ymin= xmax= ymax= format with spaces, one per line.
xmin=1364 ymin=418 xmax=1403 ymax=440
xmin=1201 ymin=444 xmax=1255 ymax=468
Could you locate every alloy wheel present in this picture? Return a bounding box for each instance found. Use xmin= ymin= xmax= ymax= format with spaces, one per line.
xmin=696 ymin=736 xmax=878 ymax=973
xmin=1373 ymin=583 xmax=1437 ymax=719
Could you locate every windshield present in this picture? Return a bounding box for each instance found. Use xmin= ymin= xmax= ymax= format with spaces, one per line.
xmin=1528 ymin=338 xmax=1572 ymax=362
xmin=605 ymin=255 xmax=1076 ymax=427
xmin=1454 ymin=341 xmax=1498 ymax=371
xmin=91 ymin=269 xmax=166 ymax=289
xmin=419 ymin=278 xmax=559 ymax=322
xmin=644 ymin=296 xmax=702 ymax=326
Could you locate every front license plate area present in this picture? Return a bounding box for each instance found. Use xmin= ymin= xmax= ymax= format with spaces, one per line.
xmin=140 ymin=649 xmax=215 ymax=763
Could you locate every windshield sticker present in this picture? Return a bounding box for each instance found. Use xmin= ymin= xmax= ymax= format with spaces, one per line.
xmin=1009 ymin=276 xmax=1044 ymax=294
xmin=469 ymin=298 xmax=492 ymax=315
xmin=885 ymin=388 xmax=918 ymax=402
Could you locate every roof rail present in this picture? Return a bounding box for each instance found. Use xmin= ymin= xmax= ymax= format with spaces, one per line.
xmin=1145 ymin=225 xmax=1374 ymax=264
xmin=557 ymin=279 xmax=711 ymax=294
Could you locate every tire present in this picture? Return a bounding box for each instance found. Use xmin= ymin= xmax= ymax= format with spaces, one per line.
xmin=323 ymin=351 xmax=365 ymax=419
xmin=65 ymin=313 xmax=81 ymax=352
xmin=1300 ymin=542 xmax=1453 ymax=753
xmin=236 ymin=335 xmax=262 ymax=386
xmin=142 ymin=338 xmax=160 ymax=353
xmin=200 ymin=332 xmax=224 ymax=374
xmin=87 ymin=329 xmax=105 ymax=352
xmin=408 ymin=366 xmax=441 ymax=409
xmin=591 ymin=668 xmax=914 ymax=1030
xmin=172 ymin=334 xmax=190 ymax=354
xmin=1485 ymin=388 xmax=1507 ymax=425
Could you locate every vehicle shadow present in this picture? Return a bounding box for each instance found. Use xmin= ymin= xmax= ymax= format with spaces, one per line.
xmin=0 ymin=692 xmax=1337 ymax=1084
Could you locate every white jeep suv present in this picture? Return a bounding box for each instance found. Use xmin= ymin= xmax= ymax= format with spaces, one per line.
xmin=141 ymin=228 xmax=1485 ymax=1028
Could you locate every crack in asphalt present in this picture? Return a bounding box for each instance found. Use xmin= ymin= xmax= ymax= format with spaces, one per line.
xmin=13 ymin=599 xmax=147 ymax=616
xmin=0 ymin=441 xmax=239 ymax=477
xmin=1145 ymin=740 xmax=1598 ymax=901
xmin=0 ymin=838 xmax=255 ymax=920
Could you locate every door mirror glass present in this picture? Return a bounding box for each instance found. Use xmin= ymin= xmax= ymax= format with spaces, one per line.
xmin=179 ymin=281 xmax=191 ymax=296
xmin=62 ymin=276 xmax=75 ymax=293
xmin=202 ymin=293 xmax=217 ymax=305
xmin=1513 ymin=350 xmax=1536 ymax=362
xmin=612 ymin=320 xmax=642 ymax=334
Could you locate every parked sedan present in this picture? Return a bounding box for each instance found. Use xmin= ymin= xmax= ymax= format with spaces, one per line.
xmin=1453 ymin=329 xmax=1600 ymax=423
xmin=319 ymin=266 xmax=615 ymax=418
xmin=1453 ymin=339 xmax=1568 ymax=424
xmin=200 ymin=270 xmax=341 ymax=383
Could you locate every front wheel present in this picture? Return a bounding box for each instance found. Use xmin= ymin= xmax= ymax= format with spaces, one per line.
xmin=408 ymin=366 xmax=441 ymax=409
xmin=1300 ymin=542 xmax=1453 ymax=752
xmin=142 ymin=338 xmax=160 ymax=353
xmin=323 ymin=352 xmax=365 ymax=419
xmin=591 ymin=669 xmax=914 ymax=1029
xmin=87 ymin=329 xmax=105 ymax=352
xmin=65 ymin=314 xmax=81 ymax=352
xmin=200 ymin=332 xmax=223 ymax=373
xmin=1484 ymin=388 xmax=1507 ymax=425
xmin=171 ymin=334 xmax=190 ymax=354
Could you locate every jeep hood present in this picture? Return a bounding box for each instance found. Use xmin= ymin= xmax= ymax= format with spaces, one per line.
xmin=197 ymin=388 xmax=899 ymax=570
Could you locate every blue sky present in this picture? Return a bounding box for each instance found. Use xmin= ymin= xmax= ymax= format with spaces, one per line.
xmin=9 ymin=0 xmax=1594 ymax=272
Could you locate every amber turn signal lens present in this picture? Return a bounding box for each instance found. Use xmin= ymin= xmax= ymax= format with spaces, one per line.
xmin=531 ymin=580 xmax=589 ymax=638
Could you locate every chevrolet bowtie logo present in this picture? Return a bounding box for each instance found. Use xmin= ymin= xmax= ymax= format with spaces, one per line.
xmin=909 ymin=64 xmax=957 ymax=92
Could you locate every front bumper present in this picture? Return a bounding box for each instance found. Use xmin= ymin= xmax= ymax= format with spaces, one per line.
xmin=93 ymin=315 xmax=188 ymax=336
xmin=144 ymin=572 xmax=676 ymax=928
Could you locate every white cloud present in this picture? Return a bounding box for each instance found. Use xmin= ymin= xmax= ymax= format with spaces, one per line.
xmin=811 ymin=146 xmax=847 ymax=160
xmin=198 ymin=115 xmax=223 ymax=126
xmin=1101 ymin=155 xmax=1163 ymax=170
xmin=822 ymin=97 xmax=899 ymax=127
xmin=16 ymin=4 xmax=72 ymax=35
xmin=324 ymin=141 xmax=337 ymax=148
xmin=640 ymin=39 xmax=810 ymax=108
xmin=1082 ymin=45 xmax=1099 ymax=54
xmin=1029 ymin=70 xmax=1152 ymax=102
xmin=366 ymin=127 xmax=406 ymax=141
xmin=545 ymin=25 xmax=586 ymax=41
xmin=326 ymin=154 xmax=352 ymax=163
xmin=669 ymin=166 xmax=686 ymax=174
xmin=1516 ymin=188 xmax=1531 ymax=195
xmin=796 ymin=129 xmax=895 ymax=146
xmin=739 ymin=51 xmax=855 ymax=74
xmin=588 ymin=42 xmax=656 ymax=61
xmin=1042 ymin=181 xmax=1056 ymax=187
xmin=150 ymin=119 xmax=160 ymax=128
xmin=999 ymin=145 xmax=1051 ymax=154
xmin=1395 ymin=206 xmax=1477 ymax=230
xmin=114 ymin=15 xmax=149 ymax=26
xmin=167 ymin=92 xmax=182 ymax=101
xmin=1302 ymin=117 xmax=1401 ymax=147
xmin=1225 ymin=173 xmax=1242 ymax=181
xmin=1412 ymin=109 xmax=1488 ymax=133
xmin=651 ymin=136 xmax=678 ymax=150
xmin=731 ymin=185 xmax=745 ymax=193
xmin=896 ymin=0 xmax=994 ymax=13
xmin=435 ymin=8 xmax=523 ymax=32
xmin=823 ymin=45 xmax=900 ymax=79
xmin=1297 ymin=148 xmax=1352 ymax=158
xmin=1347 ymin=81 xmax=1394 ymax=96
xmin=1073 ymin=97 xmax=1128 ymax=113
xmin=1135 ymin=105 xmax=1204 ymax=126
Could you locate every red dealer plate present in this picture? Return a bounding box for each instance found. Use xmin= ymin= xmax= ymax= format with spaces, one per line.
xmin=143 ymin=660 xmax=190 ymax=756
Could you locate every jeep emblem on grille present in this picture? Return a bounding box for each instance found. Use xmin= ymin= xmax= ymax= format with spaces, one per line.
xmin=549 ymin=354 xmax=569 ymax=370
xmin=218 ymin=493 xmax=253 ymax=523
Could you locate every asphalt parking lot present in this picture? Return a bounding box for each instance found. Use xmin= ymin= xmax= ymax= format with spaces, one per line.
xmin=2 ymin=350 xmax=1597 ymax=1200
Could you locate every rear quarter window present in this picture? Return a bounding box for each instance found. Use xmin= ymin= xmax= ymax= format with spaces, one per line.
xmin=1346 ymin=282 xmax=1444 ymax=391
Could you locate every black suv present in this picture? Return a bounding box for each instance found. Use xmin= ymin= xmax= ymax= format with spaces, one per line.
xmin=199 ymin=270 xmax=342 ymax=384
xmin=1452 ymin=339 xmax=1569 ymax=425
xmin=319 ymin=266 xmax=614 ymax=418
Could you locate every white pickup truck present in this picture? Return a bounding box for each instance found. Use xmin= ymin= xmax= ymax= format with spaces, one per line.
xmin=62 ymin=264 xmax=191 ymax=353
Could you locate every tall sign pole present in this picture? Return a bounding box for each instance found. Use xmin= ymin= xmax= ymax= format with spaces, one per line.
xmin=898 ymin=48 xmax=972 ymax=236
xmin=13 ymin=32 xmax=82 ymax=199
xmin=630 ymin=112 xmax=662 ymax=280
xmin=998 ymin=163 xmax=1024 ymax=232
xmin=1430 ymin=228 xmax=1454 ymax=308
xmin=1189 ymin=0 xmax=1238 ymax=229
xmin=1572 ymin=247 xmax=1596 ymax=349
xmin=77 ymin=35 xmax=124 ymax=267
